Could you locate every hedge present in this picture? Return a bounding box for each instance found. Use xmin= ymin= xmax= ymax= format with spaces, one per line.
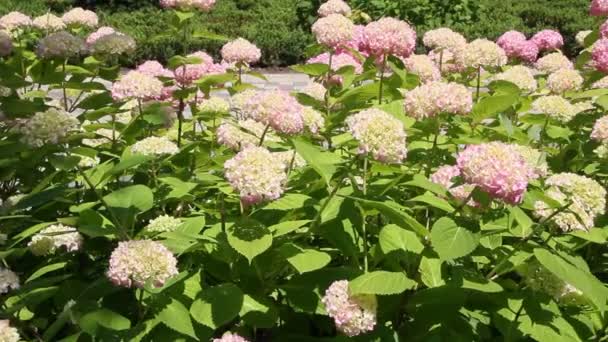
xmin=0 ymin=0 xmax=596 ymax=66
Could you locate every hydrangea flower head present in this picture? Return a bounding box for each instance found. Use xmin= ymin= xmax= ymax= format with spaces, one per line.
xmin=0 ymin=268 xmax=19 ymax=294
xmin=346 ymin=108 xmax=407 ymax=164
xmin=107 ymin=240 xmax=179 ymax=288
xmin=0 ymin=320 xmax=20 ymax=342
xmin=28 ymin=224 xmax=84 ymax=256
xmin=213 ymin=332 xmax=250 ymax=342
xmin=145 ymin=215 xmax=182 ymax=233
xmin=402 ymin=54 xmax=441 ymax=83
xmin=92 ymin=33 xmax=137 ymax=58
xmin=531 ymin=30 xmax=564 ymax=51
xmin=494 ymin=66 xmax=538 ymax=93
xmin=131 ymin=136 xmax=179 ymax=156
xmin=531 ymin=95 xmax=582 ymax=123
xmin=33 ymin=13 xmax=66 ymax=31
xmin=160 ymin=0 xmax=216 ymax=11
xmin=36 ymin=31 xmax=85 ymax=59
xmin=302 ymin=107 xmax=325 ymax=134
xmin=459 ymin=39 xmax=507 ymax=69
xmin=0 ymin=12 xmax=32 ymax=31
xmin=312 ymin=14 xmax=354 ymax=49
xmin=221 ymin=38 xmax=261 ymax=65
xmin=362 ymin=18 xmax=416 ymax=58
xmin=246 ymin=90 xmax=304 ymax=135
xmin=535 ymin=52 xmax=573 ymax=74
xmin=224 ymin=146 xmax=287 ymax=204
xmin=404 ymin=82 xmax=473 ymax=119
xmin=456 ymin=142 xmax=535 ymax=204
xmin=592 ymin=0 xmax=608 ymax=15
xmin=318 ymin=0 xmax=352 ymax=17
xmin=423 ymin=28 xmax=467 ymax=51
xmin=592 ymin=116 xmax=608 ymax=143
xmin=534 ymin=173 xmax=606 ymax=232
xmin=136 ymin=60 xmax=173 ymax=78
xmin=173 ymin=51 xmax=226 ymax=85
xmin=86 ymin=26 xmax=116 ymax=45
xmin=62 ymin=7 xmax=98 ymax=28
xmin=301 ymin=82 xmax=326 ymax=102
xmin=546 ymin=69 xmax=583 ymax=94
xmin=430 ymin=165 xmax=476 ymax=205
xmin=322 ymin=280 xmax=377 ymax=337
xmin=18 ymin=108 xmax=79 ymax=147
xmin=199 ymin=97 xmax=230 ymax=114
xmin=593 ymin=38 xmax=608 ymax=73
xmin=576 ymin=30 xmax=593 ymax=46
xmin=217 ymin=121 xmax=259 ymax=150
xmin=111 ymin=70 xmax=164 ymax=101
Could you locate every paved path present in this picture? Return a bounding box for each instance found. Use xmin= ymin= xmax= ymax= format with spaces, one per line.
xmin=212 ymin=72 xmax=313 ymax=98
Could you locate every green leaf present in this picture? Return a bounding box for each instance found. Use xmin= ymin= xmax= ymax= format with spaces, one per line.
xmin=349 ymin=271 xmax=416 ymax=295
xmin=534 ymin=248 xmax=608 ymax=310
xmin=177 ymin=216 xmax=206 ymax=235
xmin=157 ymin=298 xmax=196 ymax=338
xmin=190 ymin=283 xmax=244 ymax=329
xmin=226 ymin=218 xmax=272 ymax=263
xmin=110 ymin=154 xmax=154 ymax=175
xmin=192 ymin=29 xmax=230 ymax=41
xmin=471 ymin=94 xmax=519 ymax=123
xmin=79 ymin=309 xmax=131 ymax=335
xmin=239 ymin=294 xmax=278 ymax=328
xmin=509 ymin=207 xmax=533 ymax=238
xmin=269 ymin=220 xmax=311 ymax=237
xmin=78 ymin=209 xmax=117 ymax=238
xmin=408 ymin=192 xmax=454 ymax=213
xmin=279 ymin=243 xmax=331 ymax=274
xmin=103 ymin=185 xmax=154 ymax=229
xmin=26 ymin=262 xmax=67 ymax=283
xmin=378 ymin=224 xmax=424 ymax=254
xmin=292 ymin=138 xmax=342 ymax=186
xmin=263 ymin=194 xmax=315 ymax=211
xmin=337 ymin=81 xmax=380 ymax=109
xmin=430 ymin=217 xmax=479 ymax=260
xmin=348 ymin=197 xmax=427 ymax=237
xmin=419 ymin=256 xmax=445 ymax=288
xmin=290 ymin=63 xmax=329 ymax=76
xmin=159 ymin=177 xmax=197 ymax=199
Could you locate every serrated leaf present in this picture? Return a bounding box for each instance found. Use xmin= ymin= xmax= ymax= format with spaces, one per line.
xmin=269 ymin=220 xmax=311 ymax=237
xmin=379 ymin=224 xmax=424 ymax=254
xmin=408 ymin=192 xmax=454 ymax=213
xmin=348 ymin=197 xmax=427 ymax=237
xmin=157 ymin=298 xmax=196 ymax=338
xmin=263 ymin=194 xmax=315 ymax=211
xmin=103 ymin=185 xmax=154 ymax=229
xmin=430 ymin=217 xmax=479 ymax=260
xmin=419 ymin=256 xmax=444 ymax=288
xmin=292 ymin=138 xmax=342 ymax=186
xmin=226 ymin=218 xmax=272 ymax=263
xmin=349 ymin=271 xmax=416 ymax=295
xmin=239 ymin=295 xmax=278 ymax=328
xmin=190 ymin=283 xmax=243 ymax=329
xmin=79 ymin=309 xmax=131 ymax=335
xmin=280 ymin=244 xmax=331 ymax=274
xmin=159 ymin=177 xmax=197 ymax=199
xmin=509 ymin=206 xmax=533 ymax=238
xmin=290 ymin=63 xmax=329 ymax=76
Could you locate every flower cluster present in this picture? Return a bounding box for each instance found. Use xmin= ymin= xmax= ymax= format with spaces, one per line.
xmin=592 ymin=0 xmax=608 ymax=15
xmin=535 ymin=52 xmax=574 ymax=74
xmin=82 ymin=128 xmax=115 ymax=147
xmin=422 ymin=28 xmax=467 ymax=51
xmin=301 ymin=107 xmax=325 ymax=134
xmin=246 ymin=90 xmax=304 ymax=135
xmin=28 ymin=224 xmax=84 ymax=256
xmin=591 ymin=116 xmax=608 ymax=142
xmin=493 ymin=66 xmax=538 ymax=93
xmin=346 ymin=109 xmax=407 ymax=164
xmin=534 ymin=173 xmax=606 ymax=232
xmin=91 ymin=33 xmax=137 ymax=58
xmin=137 ymin=60 xmax=173 ymax=78
xmin=213 ymin=332 xmax=250 ymax=342
xmin=160 ymin=0 xmax=216 ymax=11
xmin=511 ymin=144 xmax=548 ymax=178
xmin=524 ymin=262 xmax=585 ymax=306
xmin=78 ymin=155 xmax=100 ymax=168
xmin=131 ymin=136 xmax=179 ymax=156
xmin=217 ymin=121 xmax=260 ymax=150
xmin=496 ymin=31 xmax=539 ymax=62
xmin=224 ymin=146 xmax=288 ymax=204
xmin=531 ymin=30 xmax=564 ymax=51
xmin=0 ymin=268 xmax=19 ymax=294
xmin=0 ymin=320 xmax=20 ymax=342
xmin=0 ymin=12 xmax=32 ymax=31
xmin=274 ymin=150 xmax=307 ymax=169
xmin=199 ymin=97 xmax=230 ymax=114
xmin=18 ymin=108 xmax=79 ymax=147
xmin=428 ymin=48 xmax=464 ymax=74
xmin=402 ymin=54 xmax=441 ymax=83
xmin=531 ymin=95 xmax=585 ymax=123
xmin=36 ymin=31 xmax=85 ymax=59
xmin=322 ymin=280 xmax=377 ymax=337
xmin=86 ymin=26 xmax=117 ymax=45
xmin=33 ymin=13 xmax=66 ymax=31
xmin=593 ymin=38 xmax=608 ymax=73
xmin=173 ymin=51 xmax=227 ymax=85
xmin=62 ymin=7 xmax=99 ymax=28
xmin=318 ymin=0 xmax=352 ymax=17
xmin=107 ymin=240 xmax=179 ymax=288
xmin=145 ymin=215 xmax=182 ymax=233
xmin=430 ymin=165 xmax=476 ymax=205
xmin=546 ymin=69 xmax=583 ymax=94
xmin=404 ymin=81 xmax=473 ymax=119
xmin=311 ymin=14 xmax=354 ymax=49
xmin=111 ymin=70 xmax=164 ymax=101
xmin=576 ymin=30 xmax=593 ymax=45
xmin=362 ymin=18 xmax=416 ymax=58
xmin=459 ymin=39 xmax=507 ymax=69
xmin=221 ymin=38 xmax=261 ymax=65
xmin=301 ymin=82 xmax=326 ymax=102
xmin=0 ymin=32 xmax=12 ymax=57
xmin=456 ymin=142 xmax=535 ymax=204
xmin=307 ymin=52 xmax=363 ymax=74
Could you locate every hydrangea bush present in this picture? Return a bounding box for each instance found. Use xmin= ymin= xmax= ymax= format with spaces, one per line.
xmin=1 ymin=1 xmax=608 ymax=341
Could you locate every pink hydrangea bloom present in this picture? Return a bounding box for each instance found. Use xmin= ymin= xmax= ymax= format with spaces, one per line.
xmin=173 ymin=51 xmax=227 ymax=85
xmin=362 ymin=18 xmax=416 ymax=59
xmin=318 ymin=0 xmax=352 ymax=17
xmin=307 ymin=52 xmax=363 ymax=84
xmin=404 ymin=81 xmax=472 ymax=119
xmin=531 ymin=30 xmax=564 ymax=51
xmin=592 ymin=116 xmax=608 ymax=142
xmin=591 ymin=0 xmax=608 ymax=16
xmin=322 ymin=280 xmax=377 ymax=337
xmin=62 ymin=7 xmax=98 ymax=28
xmin=246 ymin=90 xmax=304 ymax=135
xmin=535 ymin=52 xmax=573 ymax=74
xmin=224 ymin=146 xmax=287 ymax=205
xmin=428 ymin=48 xmax=465 ymax=74
xmin=456 ymin=142 xmax=535 ymax=204
xmin=111 ymin=70 xmax=164 ymax=101
xmin=496 ymin=31 xmax=539 ymax=62
xmin=86 ymin=26 xmax=116 ymax=46
xmin=311 ymin=14 xmax=354 ymax=49
xmin=136 ymin=60 xmax=173 ymax=78
xmin=430 ymin=165 xmax=477 ymax=205
xmin=160 ymin=0 xmax=216 ymax=11
xmin=497 ymin=30 xmax=526 ymax=48
xmin=346 ymin=108 xmax=407 ymax=164
xmin=32 ymin=13 xmax=65 ymax=31
xmin=217 ymin=121 xmax=259 ymax=150
xmin=402 ymin=54 xmax=441 ymax=83
xmin=601 ymin=20 xmax=608 ymax=39
xmin=213 ymin=332 xmax=250 ymax=342
xmin=0 ymin=12 xmax=32 ymax=31
xmin=107 ymin=240 xmax=178 ymax=288
xmin=593 ymin=38 xmax=608 ymax=73
xmin=341 ymin=24 xmax=368 ymax=56
xmin=221 ymin=38 xmax=261 ymax=65
xmin=459 ymin=39 xmax=507 ymax=69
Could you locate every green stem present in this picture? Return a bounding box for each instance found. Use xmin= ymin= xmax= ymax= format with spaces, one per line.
xmin=439 ymin=49 xmax=444 ymax=74
xmin=362 ymin=156 xmax=369 ymax=273
xmin=62 ymin=59 xmax=69 ymax=111
xmin=325 ymin=51 xmax=334 ymax=118
xmin=258 ymin=124 xmax=271 ymax=146
xmin=378 ymin=55 xmax=387 ymax=104
xmin=475 ymin=66 xmax=482 ymax=102
xmin=177 ymin=98 xmax=185 ymax=148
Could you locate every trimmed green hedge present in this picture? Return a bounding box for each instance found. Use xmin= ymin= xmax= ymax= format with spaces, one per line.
xmin=0 ymin=0 xmax=596 ymax=65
